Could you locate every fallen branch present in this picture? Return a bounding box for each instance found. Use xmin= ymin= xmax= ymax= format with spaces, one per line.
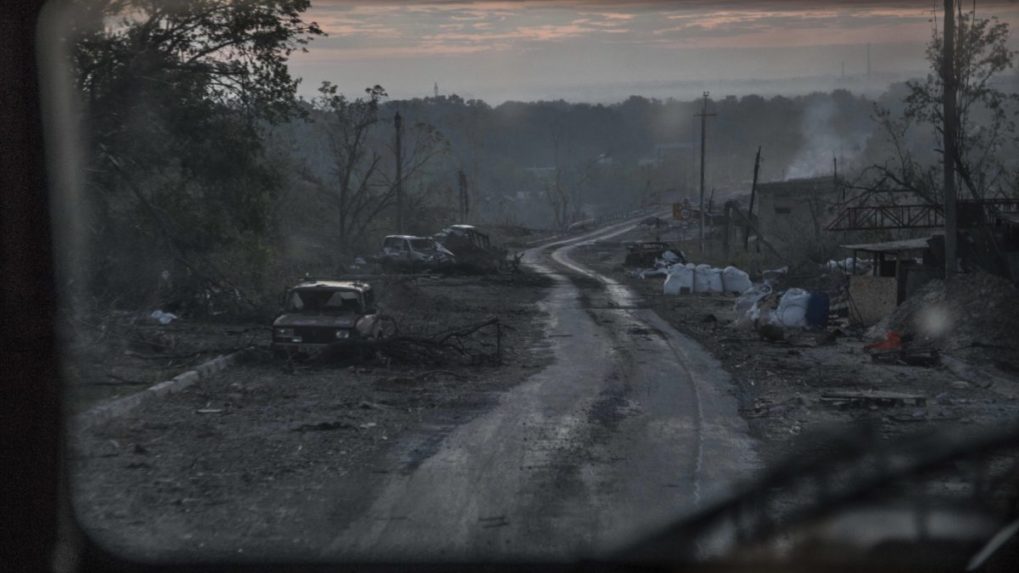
xmin=314 ymin=317 xmax=506 ymax=366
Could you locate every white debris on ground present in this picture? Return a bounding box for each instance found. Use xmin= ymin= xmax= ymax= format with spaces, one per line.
xmin=661 ymin=263 xmax=751 ymax=295
xmin=149 ymin=310 xmax=178 ymax=325
xmin=822 ymin=257 xmax=872 ymax=274
xmin=633 ymin=253 xmax=845 ymax=333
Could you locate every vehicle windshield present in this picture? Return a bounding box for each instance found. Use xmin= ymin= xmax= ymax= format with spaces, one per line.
xmin=409 ymin=238 xmax=436 ymax=251
xmin=47 ymin=0 xmax=1019 ymax=567
xmin=287 ymin=289 xmax=362 ymax=314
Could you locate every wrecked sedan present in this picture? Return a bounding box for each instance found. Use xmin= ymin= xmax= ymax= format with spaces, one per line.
xmin=271 ymin=280 xmax=391 ymax=356
xmin=378 ymin=234 xmax=455 ymax=271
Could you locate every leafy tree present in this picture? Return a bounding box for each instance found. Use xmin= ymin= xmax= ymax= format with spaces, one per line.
xmin=67 ymin=0 xmax=322 ymax=307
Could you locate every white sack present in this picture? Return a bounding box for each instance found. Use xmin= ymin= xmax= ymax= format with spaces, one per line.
xmin=769 ymin=288 xmax=811 ymax=328
xmin=721 ymin=266 xmax=752 ymax=294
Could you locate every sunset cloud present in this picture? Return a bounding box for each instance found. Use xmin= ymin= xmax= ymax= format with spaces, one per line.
xmin=292 ymin=1 xmax=1019 ymax=102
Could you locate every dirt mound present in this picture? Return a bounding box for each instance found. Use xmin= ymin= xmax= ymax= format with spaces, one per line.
xmin=869 ymin=271 xmax=1019 ymax=371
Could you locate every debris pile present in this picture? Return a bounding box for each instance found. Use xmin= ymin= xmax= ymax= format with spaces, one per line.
xmin=624 ymin=241 xmax=683 ymax=269
xmin=331 ymin=317 xmax=507 ymax=366
xmin=868 ymin=271 xmax=1019 ymax=370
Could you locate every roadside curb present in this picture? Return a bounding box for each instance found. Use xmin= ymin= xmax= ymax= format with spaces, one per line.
xmin=76 ymin=347 xmax=254 ymax=431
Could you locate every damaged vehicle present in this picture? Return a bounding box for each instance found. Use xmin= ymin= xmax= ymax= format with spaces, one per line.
xmin=623 ymin=241 xmax=685 ymax=268
xmin=378 ymin=234 xmax=455 ymax=272
xmin=434 ymin=224 xmax=508 ymax=272
xmin=271 ymin=280 xmax=392 ymax=356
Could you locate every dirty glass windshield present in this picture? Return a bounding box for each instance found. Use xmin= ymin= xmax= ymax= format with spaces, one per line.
xmin=288 ymin=289 xmax=362 ymax=314
xmin=46 ymin=0 xmax=1019 ymax=567
xmin=409 ymin=238 xmax=435 ymax=251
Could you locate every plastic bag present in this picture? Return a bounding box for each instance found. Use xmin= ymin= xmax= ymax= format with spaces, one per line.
xmin=769 ymin=288 xmax=810 ymax=328
xmin=149 ymin=310 xmax=178 ymax=325
xmin=734 ymin=283 xmax=772 ymax=316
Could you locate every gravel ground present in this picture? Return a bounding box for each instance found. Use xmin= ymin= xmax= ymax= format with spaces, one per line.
xmin=70 ymin=271 xmax=554 ymax=560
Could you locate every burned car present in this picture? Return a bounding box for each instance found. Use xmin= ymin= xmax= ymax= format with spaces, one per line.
xmin=271 ymin=280 xmax=390 ymax=356
xmin=623 ymin=241 xmax=685 ymax=268
xmin=378 ymin=234 xmax=455 ymax=271
xmin=434 ymin=224 xmax=508 ymax=272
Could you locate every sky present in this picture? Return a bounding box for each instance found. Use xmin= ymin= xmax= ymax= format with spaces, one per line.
xmin=289 ymin=1 xmax=1019 ymax=103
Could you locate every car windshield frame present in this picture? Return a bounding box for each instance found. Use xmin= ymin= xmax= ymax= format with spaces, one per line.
xmin=409 ymin=238 xmax=436 ymax=251
xmin=286 ymin=288 xmax=363 ymax=315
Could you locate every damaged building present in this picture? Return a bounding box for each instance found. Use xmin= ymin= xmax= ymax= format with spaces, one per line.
xmin=754 ymin=176 xmax=843 ymax=246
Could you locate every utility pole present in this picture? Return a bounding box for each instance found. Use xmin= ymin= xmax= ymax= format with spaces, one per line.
xmin=394 ymin=111 xmax=404 ymax=233
xmin=696 ymin=91 xmax=716 ymax=254
xmin=745 ymin=146 xmax=761 ymax=252
xmin=943 ymin=0 xmax=958 ymax=277
xmin=457 ymin=169 xmax=469 ymax=222
xmin=867 ymin=43 xmax=872 ymax=79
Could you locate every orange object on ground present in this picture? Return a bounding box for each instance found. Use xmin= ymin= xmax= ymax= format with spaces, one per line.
xmin=864 ymin=331 xmax=903 ymax=351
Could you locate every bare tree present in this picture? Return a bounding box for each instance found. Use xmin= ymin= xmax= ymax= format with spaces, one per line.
xmin=865 ymin=8 xmax=1018 ymax=202
xmin=306 ymin=83 xmax=388 ymax=253
xmin=306 ymin=83 xmax=450 ymax=253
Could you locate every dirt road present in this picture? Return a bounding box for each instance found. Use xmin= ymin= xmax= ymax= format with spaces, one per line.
xmin=73 ymin=217 xmax=759 ymax=562
xmin=321 ymin=219 xmax=759 ymax=561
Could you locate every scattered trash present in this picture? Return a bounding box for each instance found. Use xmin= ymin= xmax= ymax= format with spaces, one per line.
xmin=899 ymin=348 xmax=941 ymax=367
xmin=820 ymin=391 xmax=926 ymax=409
xmin=823 ymin=257 xmax=872 ymax=274
xmin=149 ymin=310 xmax=178 ymax=325
xmin=292 ymin=420 xmax=355 ymax=432
xmin=864 ymin=331 xmax=903 ymax=352
xmin=762 ymin=266 xmax=789 ymax=282
xmin=733 ymin=283 xmax=773 ymax=323
xmin=869 ymin=346 xmax=941 ymax=367
xmin=661 ymin=250 xmax=683 ymax=264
